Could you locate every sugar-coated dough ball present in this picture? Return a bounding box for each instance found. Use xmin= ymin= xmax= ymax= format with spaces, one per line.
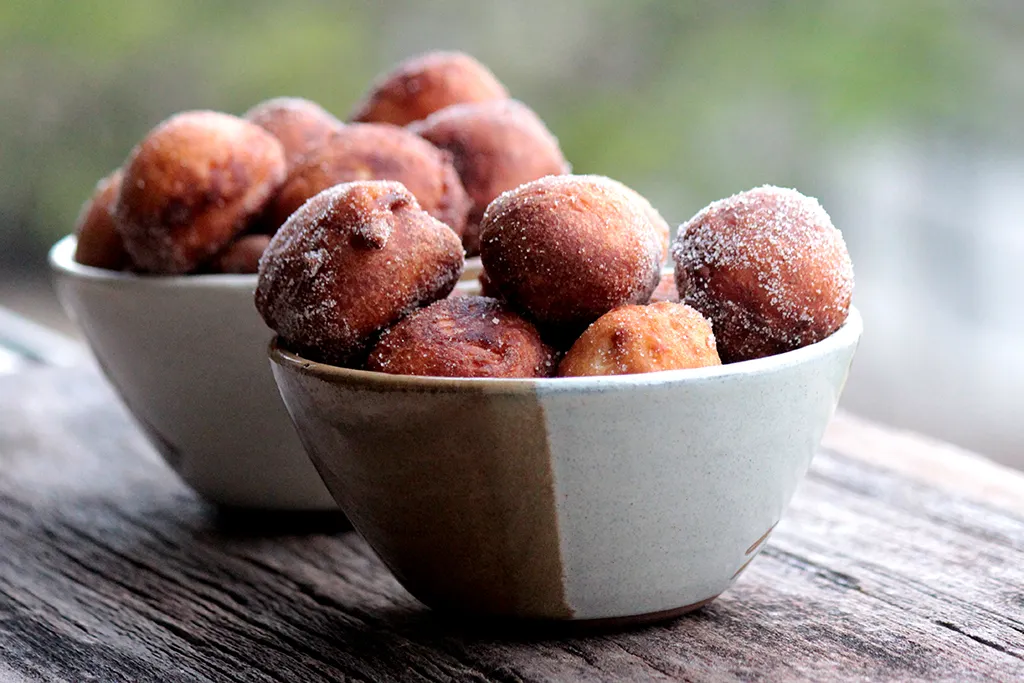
xmin=207 ymin=234 xmax=271 ymax=274
xmin=409 ymin=99 xmax=570 ymax=255
xmin=269 ymin=123 xmax=470 ymax=236
xmin=350 ymin=51 xmax=509 ymax=126
xmin=116 ymin=111 xmax=286 ymax=274
xmin=74 ymin=169 xmax=129 ymax=270
xmin=367 ymin=296 xmax=555 ymax=378
xmin=256 ymin=180 xmax=464 ymax=366
xmin=244 ymin=97 xmax=344 ymax=171
xmin=672 ymin=185 xmax=854 ymax=362
xmin=479 ymin=175 xmax=663 ymax=333
xmin=558 ymin=302 xmax=720 ymax=377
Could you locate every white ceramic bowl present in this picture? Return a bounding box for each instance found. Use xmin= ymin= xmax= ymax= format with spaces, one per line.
xmin=49 ymin=235 xmax=336 ymax=509
xmin=270 ymin=306 xmax=862 ymax=622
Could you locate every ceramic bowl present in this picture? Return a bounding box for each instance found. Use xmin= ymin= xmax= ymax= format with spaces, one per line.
xmin=270 ymin=305 xmax=862 ymax=622
xmin=48 ymin=235 xmax=336 ymax=509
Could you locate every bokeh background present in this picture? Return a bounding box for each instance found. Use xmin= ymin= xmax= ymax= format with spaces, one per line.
xmin=3 ymin=1 xmax=1023 ymax=467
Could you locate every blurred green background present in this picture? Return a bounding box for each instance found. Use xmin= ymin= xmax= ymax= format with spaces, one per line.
xmin=3 ymin=1 xmax=1023 ymax=464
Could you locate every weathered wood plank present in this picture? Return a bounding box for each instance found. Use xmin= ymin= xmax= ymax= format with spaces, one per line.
xmin=0 ymin=365 xmax=1022 ymax=682
xmin=825 ymin=412 xmax=1024 ymax=516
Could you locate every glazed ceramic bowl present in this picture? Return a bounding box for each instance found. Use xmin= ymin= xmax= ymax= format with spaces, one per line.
xmin=49 ymin=235 xmax=336 ymax=509
xmin=270 ymin=306 xmax=862 ymax=622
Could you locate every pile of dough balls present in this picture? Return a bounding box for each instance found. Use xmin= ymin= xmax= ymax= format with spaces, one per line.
xmin=258 ymin=169 xmax=854 ymax=378
xmin=72 ymin=51 xmax=568 ymax=274
xmin=73 ymin=50 xmax=854 ymax=377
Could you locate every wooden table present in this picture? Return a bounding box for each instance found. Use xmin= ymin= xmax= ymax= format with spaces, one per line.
xmin=2 ymin=313 xmax=1023 ymax=681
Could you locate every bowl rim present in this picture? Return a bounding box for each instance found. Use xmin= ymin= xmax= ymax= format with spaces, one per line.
xmin=270 ymin=306 xmax=862 ymax=393
xmin=49 ymin=234 xmax=483 ymax=289
xmin=49 ymin=234 xmax=258 ymax=290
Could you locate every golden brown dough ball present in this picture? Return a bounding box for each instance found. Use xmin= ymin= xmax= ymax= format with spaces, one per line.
xmin=207 ymin=234 xmax=271 ymax=274
xmin=256 ymin=180 xmax=464 ymax=366
xmin=268 ymin=123 xmax=470 ymax=236
xmin=672 ymin=185 xmax=854 ymax=363
xmin=479 ymin=175 xmax=663 ymax=334
xmin=350 ymin=51 xmax=508 ymax=126
xmin=366 ymin=296 xmax=555 ymax=378
xmin=243 ymin=97 xmax=344 ymax=171
xmin=558 ymin=302 xmax=720 ymax=377
xmin=74 ymin=169 xmax=130 ymax=270
xmin=116 ymin=110 xmax=286 ymax=274
xmin=408 ymin=99 xmax=570 ymax=255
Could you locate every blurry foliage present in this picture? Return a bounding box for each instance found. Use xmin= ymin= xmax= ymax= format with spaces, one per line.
xmin=0 ymin=0 xmax=1019 ymax=264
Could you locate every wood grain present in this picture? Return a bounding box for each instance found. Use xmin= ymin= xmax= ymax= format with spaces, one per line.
xmin=1 ymin=364 xmax=1022 ymax=682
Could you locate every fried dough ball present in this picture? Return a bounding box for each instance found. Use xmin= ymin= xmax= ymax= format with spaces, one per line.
xmin=479 ymin=175 xmax=663 ymax=334
xmin=558 ymin=302 xmax=720 ymax=377
xmin=367 ymin=296 xmax=555 ymax=378
xmin=244 ymin=97 xmax=344 ymax=171
xmin=256 ymin=181 xmax=464 ymax=366
xmin=591 ymin=176 xmax=671 ymax=263
xmin=207 ymin=234 xmax=271 ymax=274
xmin=650 ymin=271 xmax=680 ymax=303
xmin=672 ymin=185 xmax=854 ymax=363
xmin=408 ymin=99 xmax=570 ymax=255
xmin=74 ymin=169 xmax=129 ymax=270
xmin=116 ymin=111 xmax=286 ymax=274
xmin=269 ymin=124 xmax=470 ymax=235
xmin=350 ymin=51 xmax=509 ymax=126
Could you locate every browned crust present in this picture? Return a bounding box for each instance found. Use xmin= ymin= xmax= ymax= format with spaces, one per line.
xmin=269 ymin=123 xmax=470 ymax=236
xmin=350 ymin=51 xmax=509 ymax=126
xmin=256 ymin=180 xmax=465 ymax=366
xmin=588 ymin=175 xmax=671 ymax=263
xmin=115 ymin=110 xmax=286 ymax=274
xmin=409 ymin=99 xmax=570 ymax=255
xmin=558 ymin=302 xmax=721 ymax=377
xmin=244 ymin=97 xmax=344 ymax=171
xmin=479 ymin=175 xmax=663 ymax=333
xmin=367 ymin=296 xmax=556 ymax=378
xmin=74 ymin=169 xmax=129 ymax=270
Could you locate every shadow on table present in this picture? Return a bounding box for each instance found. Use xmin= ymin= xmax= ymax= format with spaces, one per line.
xmin=212 ymin=505 xmax=352 ymax=537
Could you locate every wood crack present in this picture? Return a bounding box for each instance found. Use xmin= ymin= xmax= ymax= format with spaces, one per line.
xmin=933 ymin=620 xmax=1024 ymax=661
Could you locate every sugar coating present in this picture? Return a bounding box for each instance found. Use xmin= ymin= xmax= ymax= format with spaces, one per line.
xmin=116 ymin=110 xmax=286 ymax=274
xmin=255 ymin=181 xmax=465 ymax=366
xmin=672 ymin=185 xmax=854 ymax=362
xmin=367 ymin=296 xmax=555 ymax=378
xmin=558 ymin=302 xmax=720 ymax=377
xmin=479 ymin=174 xmax=664 ymax=333
xmin=574 ymin=174 xmax=671 ymax=263
xmin=350 ymin=51 xmax=509 ymax=126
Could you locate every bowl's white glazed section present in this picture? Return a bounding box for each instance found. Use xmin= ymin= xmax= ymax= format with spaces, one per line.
xmin=271 ymin=308 xmax=861 ymax=621
xmin=49 ymin=235 xmax=336 ymax=509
